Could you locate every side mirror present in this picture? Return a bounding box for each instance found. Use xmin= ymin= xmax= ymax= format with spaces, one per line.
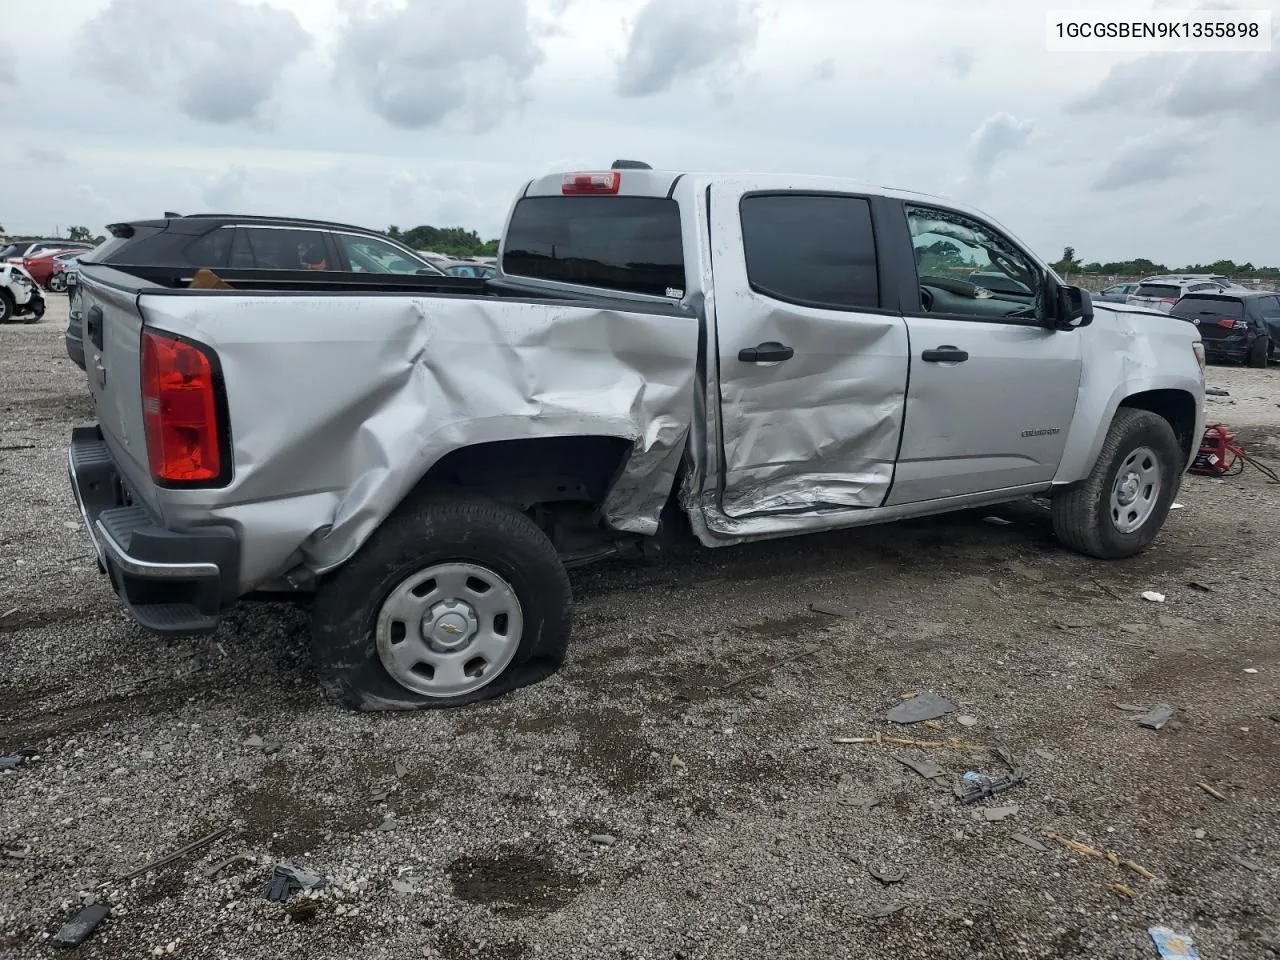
xmin=1048 ymin=280 xmax=1093 ymax=330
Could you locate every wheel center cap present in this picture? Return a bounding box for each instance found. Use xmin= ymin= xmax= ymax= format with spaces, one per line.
xmin=423 ymin=600 xmax=478 ymax=651
xmin=1117 ymin=473 xmax=1140 ymax=505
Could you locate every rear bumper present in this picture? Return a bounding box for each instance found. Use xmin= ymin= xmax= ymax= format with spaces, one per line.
xmin=68 ymin=425 xmax=240 ymax=635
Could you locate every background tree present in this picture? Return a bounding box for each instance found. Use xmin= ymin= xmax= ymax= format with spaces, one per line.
xmin=1051 ymin=246 xmax=1082 ymax=274
xmin=67 ymin=225 xmax=94 ymax=242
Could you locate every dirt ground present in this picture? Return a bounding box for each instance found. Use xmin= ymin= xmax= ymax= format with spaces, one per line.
xmin=2 ymin=298 xmax=1279 ymax=960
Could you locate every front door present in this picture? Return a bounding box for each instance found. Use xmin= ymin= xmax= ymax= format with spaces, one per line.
xmin=886 ymin=201 xmax=1083 ymax=506
xmin=710 ymin=186 xmax=910 ymax=518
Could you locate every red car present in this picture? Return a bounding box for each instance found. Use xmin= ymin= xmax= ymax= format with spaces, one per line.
xmin=18 ymin=247 xmax=87 ymax=287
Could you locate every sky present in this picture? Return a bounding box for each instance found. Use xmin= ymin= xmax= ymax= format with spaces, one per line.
xmin=0 ymin=0 xmax=1277 ymax=266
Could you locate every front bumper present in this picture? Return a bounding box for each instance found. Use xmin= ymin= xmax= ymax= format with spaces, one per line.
xmin=68 ymin=425 xmax=240 ymax=635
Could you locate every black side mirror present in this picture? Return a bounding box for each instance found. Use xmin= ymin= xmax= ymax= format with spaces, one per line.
xmin=1048 ymin=280 xmax=1093 ymax=330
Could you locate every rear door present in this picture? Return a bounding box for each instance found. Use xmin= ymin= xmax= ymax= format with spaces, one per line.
xmin=887 ymin=200 xmax=1082 ymax=505
xmin=710 ymin=185 xmax=910 ymax=517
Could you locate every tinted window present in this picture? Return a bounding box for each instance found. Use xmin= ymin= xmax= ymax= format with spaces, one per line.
xmin=185 ymin=228 xmax=232 ymax=269
xmin=1135 ymin=284 xmax=1181 ymax=298
xmin=1263 ymin=296 xmax=1280 ymax=314
xmin=502 ymin=196 xmax=684 ymax=297
xmin=740 ymin=194 xmax=879 ymax=309
xmin=339 ymin=234 xmax=433 ymax=274
xmin=1172 ymin=297 xmax=1243 ymax=319
xmin=232 ymin=228 xmax=330 ymax=270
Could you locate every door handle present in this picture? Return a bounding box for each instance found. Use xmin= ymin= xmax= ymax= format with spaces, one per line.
xmin=921 ymin=345 xmax=969 ymax=363
xmin=739 ymin=341 xmax=794 ymax=363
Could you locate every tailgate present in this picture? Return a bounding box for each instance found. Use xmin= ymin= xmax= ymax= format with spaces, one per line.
xmin=77 ymin=268 xmax=162 ymax=516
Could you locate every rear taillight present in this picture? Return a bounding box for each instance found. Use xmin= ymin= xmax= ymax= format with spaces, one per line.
xmin=1160 ymin=297 xmax=1176 ymax=304
xmin=1215 ymin=317 xmax=1247 ymax=330
xmin=561 ymin=171 xmax=621 ymax=195
xmin=141 ymin=329 xmax=226 ymax=485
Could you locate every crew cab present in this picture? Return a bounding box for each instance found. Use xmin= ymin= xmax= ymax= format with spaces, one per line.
xmin=68 ymin=164 xmax=1207 ymax=711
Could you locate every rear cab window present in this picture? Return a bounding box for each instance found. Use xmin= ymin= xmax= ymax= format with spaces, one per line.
xmin=502 ymin=196 xmax=685 ymax=297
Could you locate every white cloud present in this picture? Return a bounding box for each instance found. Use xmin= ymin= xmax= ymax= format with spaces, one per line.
xmin=965 ymin=112 xmax=1035 ymax=181
xmin=941 ymin=48 xmax=975 ymax=79
xmin=617 ymin=0 xmax=760 ymax=97
xmin=334 ymin=0 xmax=544 ymax=133
xmin=1092 ymin=133 xmax=1206 ymax=191
xmin=74 ymin=0 xmax=311 ymax=124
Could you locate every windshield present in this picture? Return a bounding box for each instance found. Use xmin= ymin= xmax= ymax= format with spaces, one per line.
xmin=1134 ymin=283 xmax=1180 ymax=298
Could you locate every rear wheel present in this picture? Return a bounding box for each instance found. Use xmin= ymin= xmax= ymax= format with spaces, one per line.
xmin=1051 ymin=408 xmax=1182 ymax=559
xmin=0 ymin=290 xmax=12 ymax=324
xmin=311 ymin=494 xmax=572 ymax=711
xmin=1248 ymin=337 xmax=1269 ymax=368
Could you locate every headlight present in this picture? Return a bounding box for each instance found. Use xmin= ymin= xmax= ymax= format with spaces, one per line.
xmin=1192 ymin=341 xmax=1206 ymax=380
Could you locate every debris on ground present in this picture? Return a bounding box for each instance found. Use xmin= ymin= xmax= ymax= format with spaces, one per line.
xmin=202 ymin=854 xmax=253 ymax=878
xmin=1187 ymin=581 xmax=1213 ymax=592
xmin=863 ymin=902 xmax=905 ymax=919
xmin=956 ymin=715 xmax=978 ymax=728
xmin=1229 ymin=854 xmax=1263 ymax=872
xmin=1044 ymin=831 xmax=1106 ymax=861
xmin=1012 ymin=834 xmax=1050 ymax=853
xmin=117 ymin=827 xmax=231 ymax=881
xmin=1243 ymin=668 xmax=1259 ymax=675
xmin=264 ymin=862 xmax=327 ymax=901
xmin=1112 ymin=883 xmax=1136 ymax=898
xmin=1033 ymin=748 xmax=1057 ymax=762
xmin=894 ymin=755 xmax=946 ymax=780
xmin=3 ymin=844 xmax=33 ymax=859
xmin=833 ymin=733 xmax=984 ymax=750
xmin=670 ymin=756 xmax=687 ymax=771
xmin=1197 ymin=781 xmax=1228 ymax=802
xmin=1137 ymin=704 xmax=1175 ymax=730
xmin=1149 ymin=925 xmax=1203 ymax=960
xmin=51 ymin=903 xmax=110 ymax=948
xmin=589 ymin=834 xmax=617 ymax=847
xmin=808 ymin=602 xmax=855 ymax=618
xmin=983 ymin=516 xmax=1014 ymax=526
xmin=885 ymin=691 xmax=957 ymax=724
xmin=0 ymin=755 xmax=25 ymax=771
xmin=868 ymin=865 xmax=906 ymax=884
xmin=1205 ymin=387 xmax=1230 ymax=397
xmin=1142 ymin=591 xmax=1166 ymax=603
xmin=391 ymin=878 xmax=420 ymax=895
xmin=956 ymin=771 xmax=1026 ymax=805
xmin=972 ymin=805 xmax=1019 ymax=822
xmin=1170 ymin=502 xmax=1185 ymax=510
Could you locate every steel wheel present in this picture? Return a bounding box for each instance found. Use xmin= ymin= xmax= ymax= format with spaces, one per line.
xmin=375 ymin=561 xmax=524 ymax=699
xmin=1109 ymin=445 xmax=1161 ymax=534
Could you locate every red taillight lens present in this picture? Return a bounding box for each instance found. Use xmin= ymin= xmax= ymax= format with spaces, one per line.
xmin=141 ymin=330 xmax=224 ymax=484
xmin=561 ymin=171 xmax=621 ymax=195
xmin=1216 ymin=317 xmax=1247 ymax=330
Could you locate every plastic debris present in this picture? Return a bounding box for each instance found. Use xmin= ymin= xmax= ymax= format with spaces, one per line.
xmin=956 ymin=716 xmax=978 ymax=728
xmin=1011 ymin=833 xmax=1050 ymax=853
xmin=1197 ymin=781 xmax=1228 ymax=802
xmin=589 ymin=835 xmax=617 ymax=847
xmin=1170 ymin=502 xmax=1185 ymax=510
xmin=973 ymin=805 xmax=1019 ymax=822
xmin=264 ymin=862 xmax=327 ymax=901
xmin=886 ymin=692 xmax=957 ymax=724
xmin=1149 ymin=926 xmax=1202 ymax=960
xmin=1142 ymin=591 xmax=1166 ymax=603
xmin=1243 ymin=668 xmax=1259 ymax=674
xmin=1138 ymin=704 xmax=1175 ymax=730
xmin=895 ymin=755 xmax=946 ymax=780
xmin=0 ymin=755 xmax=24 ymax=771
xmin=868 ymin=865 xmax=906 ymax=884
xmin=52 ymin=904 xmax=109 ymax=948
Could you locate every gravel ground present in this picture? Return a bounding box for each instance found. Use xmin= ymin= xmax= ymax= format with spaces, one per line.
xmin=2 ymin=299 xmax=1279 ymax=960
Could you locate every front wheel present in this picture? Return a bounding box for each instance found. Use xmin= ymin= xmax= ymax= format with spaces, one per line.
xmin=1051 ymin=408 xmax=1182 ymax=559
xmin=311 ymin=494 xmax=572 ymax=711
xmin=0 ymin=290 xmax=13 ymax=324
xmin=1248 ymin=337 xmax=1269 ymax=369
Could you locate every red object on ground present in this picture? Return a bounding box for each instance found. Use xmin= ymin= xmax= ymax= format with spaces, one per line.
xmin=1190 ymin=423 xmax=1244 ymax=476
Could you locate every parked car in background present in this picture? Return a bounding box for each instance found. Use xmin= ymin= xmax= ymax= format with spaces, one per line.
xmin=1171 ymin=291 xmax=1280 ymax=367
xmin=0 ymin=239 xmax=93 ymax=263
xmin=20 ymin=247 xmax=84 ymax=288
xmin=0 ymin=262 xmax=46 ymax=323
xmin=46 ymin=251 xmax=84 ymax=292
xmin=1095 ymin=282 xmax=1141 ymax=303
xmin=441 ymin=260 xmax=497 ymax=279
xmin=63 ymin=214 xmax=445 ymax=369
xmin=1127 ymin=277 xmax=1237 ymax=313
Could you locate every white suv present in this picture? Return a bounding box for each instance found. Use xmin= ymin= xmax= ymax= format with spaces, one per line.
xmin=1127 ymin=276 xmax=1241 ymax=313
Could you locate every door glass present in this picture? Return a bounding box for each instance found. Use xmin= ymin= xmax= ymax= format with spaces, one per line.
xmin=739 ymin=194 xmax=879 ymax=309
xmin=184 ymin=228 xmax=233 ymax=269
xmin=339 ymin=235 xmax=430 ymax=274
xmin=234 ymin=228 xmax=330 ymax=270
xmin=905 ymin=204 xmax=1041 ymax=321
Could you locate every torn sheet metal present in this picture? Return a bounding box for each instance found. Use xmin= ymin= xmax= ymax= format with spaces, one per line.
xmin=134 ymin=292 xmax=698 ymax=589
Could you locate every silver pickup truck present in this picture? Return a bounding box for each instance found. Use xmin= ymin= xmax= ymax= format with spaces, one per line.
xmin=68 ymin=164 xmax=1207 ymax=710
